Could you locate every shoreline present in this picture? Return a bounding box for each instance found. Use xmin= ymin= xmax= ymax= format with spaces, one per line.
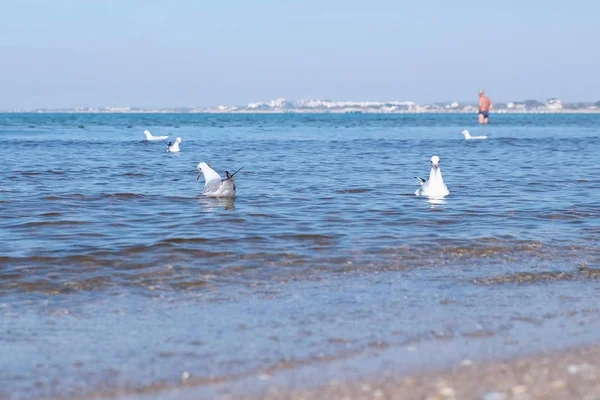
xmin=232 ymin=344 xmax=600 ymax=400
xmin=108 ymin=339 xmax=600 ymax=400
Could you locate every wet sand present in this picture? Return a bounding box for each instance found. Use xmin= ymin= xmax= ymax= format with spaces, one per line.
xmin=235 ymin=345 xmax=600 ymax=400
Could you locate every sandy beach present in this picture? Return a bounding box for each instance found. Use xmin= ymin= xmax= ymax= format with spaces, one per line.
xmin=236 ymin=345 xmax=600 ymax=400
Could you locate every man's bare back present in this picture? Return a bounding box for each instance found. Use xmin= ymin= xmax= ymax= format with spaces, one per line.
xmin=478 ymin=90 xmax=492 ymax=124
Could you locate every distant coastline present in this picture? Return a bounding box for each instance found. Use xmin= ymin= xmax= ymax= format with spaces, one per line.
xmin=4 ymin=97 xmax=600 ymax=114
xmin=5 ymin=109 xmax=600 ymax=115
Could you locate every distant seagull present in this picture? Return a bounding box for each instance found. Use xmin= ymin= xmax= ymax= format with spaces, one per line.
xmin=166 ymin=137 xmax=182 ymax=152
xmin=415 ymin=155 xmax=450 ymax=197
xmin=461 ymin=129 xmax=487 ymax=140
xmin=144 ymin=129 xmax=169 ymax=141
xmin=197 ymin=162 xmax=243 ymax=198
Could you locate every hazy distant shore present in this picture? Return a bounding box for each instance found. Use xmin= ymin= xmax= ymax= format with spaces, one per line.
xmin=3 ymin=97 xmax=599 ymax=114
xmin=3 ymin=109 xmax=600 ymax=114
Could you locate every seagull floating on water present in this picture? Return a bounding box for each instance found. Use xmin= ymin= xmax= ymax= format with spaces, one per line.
xmin=197 ymin=162 xmax=243 ymax=198
xmin=144 ymin=129 xmax=169 ymax=141
xmin=415 ymin=155 xmax=450 ymax=198
xmin=461 ymin=129 xmax=487 ymax=140
xmin=166 ymin=137 xmax=182 ymax=152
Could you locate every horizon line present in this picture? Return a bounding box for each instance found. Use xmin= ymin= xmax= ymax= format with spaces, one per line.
xmin=3 ymin=97 xmax=600 ymax=113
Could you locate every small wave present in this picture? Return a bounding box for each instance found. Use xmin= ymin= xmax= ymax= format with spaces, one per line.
xmin=220 ymin=217 xmax=248 ymax=224
xmin=539 ymin=211 xmax=595 ymax=220
xmin=335 ymin=188 xmax=372 ymax=194
xmin=473 ymin=266 xmax=600 ymax=285
xmin=276 ymin=233 xmax=338 ymax=245
xmin=248 ymin=213 xmax=276 ymax=218
xmin=16 ymin=171 xmax=42 ymax=177
xmin=0 ymin=273 xmax=114 ymax=295
xmin=42 ymin=194 xmax=89 ymax=201
xmin=103 ymin=193 xmax=145 ymax=199
xmin=10 ymin=220 xmax=90 ymax=228
xmin=160 ymin=237 xmax=210 ymax=245
xmin=172 ymin=280 xmax=209 ymax=289
xmin=40 ymin=212 xmax=63 ymax=217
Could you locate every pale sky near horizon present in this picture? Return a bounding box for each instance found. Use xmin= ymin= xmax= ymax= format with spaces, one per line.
xmin=1 ymin=0 xmax=598 ymax=109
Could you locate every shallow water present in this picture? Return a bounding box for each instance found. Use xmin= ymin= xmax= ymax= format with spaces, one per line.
xmin=1 ymin=113 xmax=599 ymax=399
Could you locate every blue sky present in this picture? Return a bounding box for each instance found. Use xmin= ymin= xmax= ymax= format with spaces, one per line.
xmin=1 ymin=0 xmax=598 ymax=109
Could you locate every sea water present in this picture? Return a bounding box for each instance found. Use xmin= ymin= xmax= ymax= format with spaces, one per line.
xmin=1 ymin=113 xmax=599 ymax=399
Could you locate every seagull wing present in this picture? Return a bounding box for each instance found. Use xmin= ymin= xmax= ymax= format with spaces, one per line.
xmin=203 ymin=178 xmax=222 ymax=194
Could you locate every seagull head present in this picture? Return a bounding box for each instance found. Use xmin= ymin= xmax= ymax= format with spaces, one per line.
xmin=430 ymin=155 xmax=440 ymax=169
xmin=197 ymin=162 xmax=209 ymax=172
xmin=175 ymin=137 xmax=182 ymax=143
xmin=197 ymin=162 xmax=209 ymax=181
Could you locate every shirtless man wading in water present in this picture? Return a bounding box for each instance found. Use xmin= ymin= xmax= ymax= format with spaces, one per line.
xmin=478 ymin=90 xmax=492 ymax=124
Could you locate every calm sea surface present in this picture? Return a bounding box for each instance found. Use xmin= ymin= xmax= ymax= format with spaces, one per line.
xmin=1 ymin=113 xmax=599 ymax=399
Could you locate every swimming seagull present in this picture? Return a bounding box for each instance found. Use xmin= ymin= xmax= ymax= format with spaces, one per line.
xmin=166 ymin=137 xmax=182 ymax=152
xmin=415 ymin=155 xmax=450 ymax=197
xmin=461 ymin=129 xmax=487 ymax=140
xmin=197 ymin=162 xmax=244 ymax=198
xmin=144 ymin=129 xmax=169 ymax=141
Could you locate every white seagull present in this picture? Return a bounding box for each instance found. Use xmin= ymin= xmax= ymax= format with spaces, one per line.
xmin=197 ymin=162 xmax=243 ymax=198
xmin=461 ymin=129 xmax=487 ymax=140
xmin=166 ymin=137 xmax=182 ymax=153
xmin=415 ymin=155 xmax=450 ymax=198
xmin=144 ymin=129 xmax=169 ymax=141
